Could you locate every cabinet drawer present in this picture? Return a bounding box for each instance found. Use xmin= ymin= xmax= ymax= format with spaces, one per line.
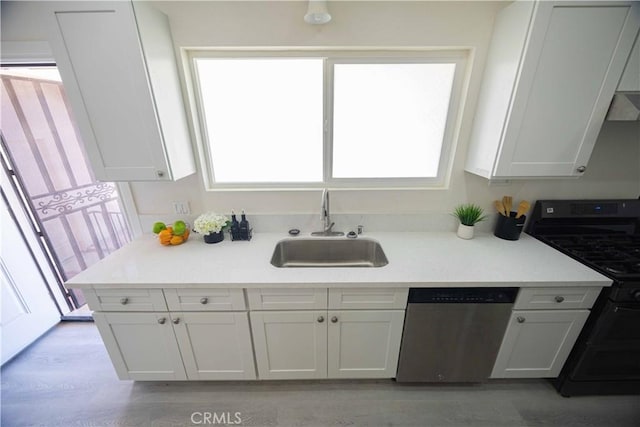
xmin=164 ymin=288 xmax=245 ymax=311
xmin=247 ymin=288 xmax=327 ymax=310
xmin=515 ymin=287 xmax=601 ymax=310
xmin=329 ymin=288 xmax=408 ymax=310
xmin=84 ymin=288 xmax=167 ymax=312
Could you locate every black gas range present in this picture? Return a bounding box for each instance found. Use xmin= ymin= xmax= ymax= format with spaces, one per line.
xmin=526 ymin=199 xmax=640 ymax=396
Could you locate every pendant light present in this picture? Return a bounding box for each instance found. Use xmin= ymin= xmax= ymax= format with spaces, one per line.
xmin=304 ymin=0 xmax=332 ymax=25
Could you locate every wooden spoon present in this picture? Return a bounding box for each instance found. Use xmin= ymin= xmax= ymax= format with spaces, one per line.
xmin=515 ymin=200 xmax=531 ymax=219
xmin=502 ymin=196 xmax=513 ymax=215
xmin=494 ymin=200 xmax=507 ymax=216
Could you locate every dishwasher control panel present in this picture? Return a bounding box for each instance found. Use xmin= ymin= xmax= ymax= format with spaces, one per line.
xmin=407 ymin=288 xmax=518 ymax=304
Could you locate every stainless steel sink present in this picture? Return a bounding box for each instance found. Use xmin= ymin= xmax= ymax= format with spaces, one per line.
xmin=270 ymin=238 xmax=388 ymax=268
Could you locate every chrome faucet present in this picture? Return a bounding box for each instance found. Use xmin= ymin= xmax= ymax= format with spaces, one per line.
xmin=311 ymin=189 xmax=344 ymax=236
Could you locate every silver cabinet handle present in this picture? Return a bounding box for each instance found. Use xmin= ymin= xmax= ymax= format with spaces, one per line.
xmin=331 ymin=316 xmax=338 ymax=323
xmin=158 ymin=318 xmax=166 ymax=325
xmin=120 ymin=297 xmax=129 ymax=305
xmin=200 ymin=297 xmax=209 ymax=305
xmin=517 ymin=316 xmax=525 ymax=323
xmin=172 ymin=318 xmax=180 ymax=324
xmin=157 ymin=170 xmax=165 ymax=178
xmin=555 ymin=296 xmax=565 ymax=303
xmin=317 ymin=316 xmax=324 ymax=323
xmin=576 ymin=166 xmax=586 ymax=173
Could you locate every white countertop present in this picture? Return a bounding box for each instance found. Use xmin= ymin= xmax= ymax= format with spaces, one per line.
xmin=66 ymin=232 xmax=612 ymax=289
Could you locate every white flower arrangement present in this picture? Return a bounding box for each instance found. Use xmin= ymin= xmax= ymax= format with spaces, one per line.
xmin=193 ymin=212 xmax=230 ymax=235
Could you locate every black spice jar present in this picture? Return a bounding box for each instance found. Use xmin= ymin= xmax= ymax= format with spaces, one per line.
xmin=494 ymin=212 xmax=526 ymax=241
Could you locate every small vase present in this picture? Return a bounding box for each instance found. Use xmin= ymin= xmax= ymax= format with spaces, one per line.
xmin=457 ymin=223 xmax=475 ymax=240
xmin=203 ymin=231 xmax=224 ymax=244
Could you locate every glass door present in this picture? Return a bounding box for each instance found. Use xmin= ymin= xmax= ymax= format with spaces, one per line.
xmin=0 ymin=65 xmax=132 ymax=311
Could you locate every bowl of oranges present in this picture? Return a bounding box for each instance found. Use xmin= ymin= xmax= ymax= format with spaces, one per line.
xmin=153 ymin=220 xmax=190 ymax=246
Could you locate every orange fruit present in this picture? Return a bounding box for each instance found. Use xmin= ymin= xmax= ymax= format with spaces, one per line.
xmin=158 ymin=229 xmax=172 ymax=245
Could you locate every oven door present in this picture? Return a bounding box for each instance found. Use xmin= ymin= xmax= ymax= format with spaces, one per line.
xmin=571 ymin=300 xmax=640 ymax=381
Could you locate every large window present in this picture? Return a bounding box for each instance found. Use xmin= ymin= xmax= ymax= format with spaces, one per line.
xmin=191 ymin=51 xmax=466 ymax=189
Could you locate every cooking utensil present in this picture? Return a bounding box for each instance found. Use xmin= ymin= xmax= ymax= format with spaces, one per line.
xmin=515 ymin=200 xmax=530 ymax=219
xmin=502 ymin=196 xmax=513 ymax=215
xmin=494 ymin=200 xmax=507 ymax=216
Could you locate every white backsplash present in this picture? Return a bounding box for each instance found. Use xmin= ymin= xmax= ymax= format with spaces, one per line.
xmin=138 ymin=212 xmax=496 ymax=237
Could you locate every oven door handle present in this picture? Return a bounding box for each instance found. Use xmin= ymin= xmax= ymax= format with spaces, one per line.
xmin=614 ymin=306 xmax=640 ymax=313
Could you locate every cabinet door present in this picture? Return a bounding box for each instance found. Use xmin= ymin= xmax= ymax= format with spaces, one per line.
xmin=171 ymin=312 xmax=256 ymax=380
xmin=496 ymin=2 xmax=640 ymax=177
xmin=93 ymin=312 xmax=186 ymax=380
xmin=491 ymin=310 xmax=589 ymax=379
xmin=47 ymin=2 xmax=194 ymax=181
xmin=250 ymin=311 xmax=327 ymax=379
xmin=327 ymin=310 xmax=405 ymax=379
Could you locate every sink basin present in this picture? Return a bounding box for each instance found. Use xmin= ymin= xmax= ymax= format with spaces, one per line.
xmin=270 ymin=238 xmax=388 ymax=268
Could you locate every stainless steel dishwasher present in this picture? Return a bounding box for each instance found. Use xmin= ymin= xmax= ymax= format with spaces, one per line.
xmin=396 ymin=288 xmax=518 ymax=383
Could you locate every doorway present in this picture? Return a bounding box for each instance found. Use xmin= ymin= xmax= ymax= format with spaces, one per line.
xmin=1 ymin=65 xmax=132 ymax=313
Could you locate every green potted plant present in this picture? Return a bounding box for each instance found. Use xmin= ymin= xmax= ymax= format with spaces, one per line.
xmin=452 ymin=204 xmax=487 ymax=240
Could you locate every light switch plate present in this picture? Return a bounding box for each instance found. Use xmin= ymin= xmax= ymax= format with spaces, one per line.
xmin=172 ymin=201 xmax=191 ymax=215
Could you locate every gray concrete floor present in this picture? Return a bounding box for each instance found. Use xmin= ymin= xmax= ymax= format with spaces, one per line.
xmin=1 ymin=322 xmax=639 ymax=427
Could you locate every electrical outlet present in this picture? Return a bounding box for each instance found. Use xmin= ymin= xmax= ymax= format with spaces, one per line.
xmin=172 ymin=201 xmax=191 ymax=215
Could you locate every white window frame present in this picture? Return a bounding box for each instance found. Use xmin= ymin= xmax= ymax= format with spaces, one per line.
xmin=188 ymin=49 xmax=468 ymax=190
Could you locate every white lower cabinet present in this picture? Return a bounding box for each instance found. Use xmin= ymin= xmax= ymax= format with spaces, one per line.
xmin=250 ymin=311 xmax=327 ymax=380
xmin=250 ymin=309 xmax=405 ymax=380
xmin=94 ymin=311 xmax=255 ymax=380
xmin=93 ymin=312 xmax=187 ymax=381
xmin=89 ymin=287 xmax=408 ymax=381
xmin=491 ymin=309 xmax=590 ymax=378
xmin=327 ymin=310 xmax=405 ymax=379
xmin=89 ymin=287 xmax=256 ymax=381
xmin=171 ymin=312 xmax=256 ymax=380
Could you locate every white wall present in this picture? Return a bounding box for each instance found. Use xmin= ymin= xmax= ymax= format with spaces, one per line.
xmin=3 ymin=1 xmax=639 ymax=225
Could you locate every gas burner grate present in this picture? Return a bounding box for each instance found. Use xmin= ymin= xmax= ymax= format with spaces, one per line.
xmin=539 ymin=234 xmax=640 ymax=281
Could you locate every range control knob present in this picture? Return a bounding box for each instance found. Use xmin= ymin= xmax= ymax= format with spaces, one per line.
xmin=633 ymin=290 xmax=640 ymax=301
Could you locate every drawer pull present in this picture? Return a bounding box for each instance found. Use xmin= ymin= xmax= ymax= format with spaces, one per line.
xmin=317 ymin=316 xmax=324 ymax=323
xmin=517 ymin=316 xmax=526 ymax=323
xmin=200 ymin=297 xmax=209 ymax=305
xmin=157 ymin=318 xmax=166 ymax=325
xmin=554 ymin=296 xmax=565 ymax=303
xmin=331 ymin=316 xmax=339 ymax=323
xmin=120 ymin=297 xmax=129 ymax=305
xmin=172 ymin=318 xmax=180 ymax=325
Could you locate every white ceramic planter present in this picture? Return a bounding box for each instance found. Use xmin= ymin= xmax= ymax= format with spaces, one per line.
xmin=457 ymin=223 xmax=475 ymax=240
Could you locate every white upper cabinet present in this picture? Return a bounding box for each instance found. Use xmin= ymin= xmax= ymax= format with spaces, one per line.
xmin=465 ymin=1 xmax=640 ymax=179
xmin=46 ymin=1 xmax=195 ymax=181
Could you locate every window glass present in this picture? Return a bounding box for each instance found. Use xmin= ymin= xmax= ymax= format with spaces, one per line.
xmin=332 ymin=63 xmax=455 ymax=179
xmin=191 ymin=53 xmax=464 ymax=188
xmin=195 ymin=58 xmax=324 ymax=183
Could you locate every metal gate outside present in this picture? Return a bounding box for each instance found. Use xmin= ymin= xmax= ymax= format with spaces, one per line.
xmin=1 ymin=66 xmax=131 ymax=310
